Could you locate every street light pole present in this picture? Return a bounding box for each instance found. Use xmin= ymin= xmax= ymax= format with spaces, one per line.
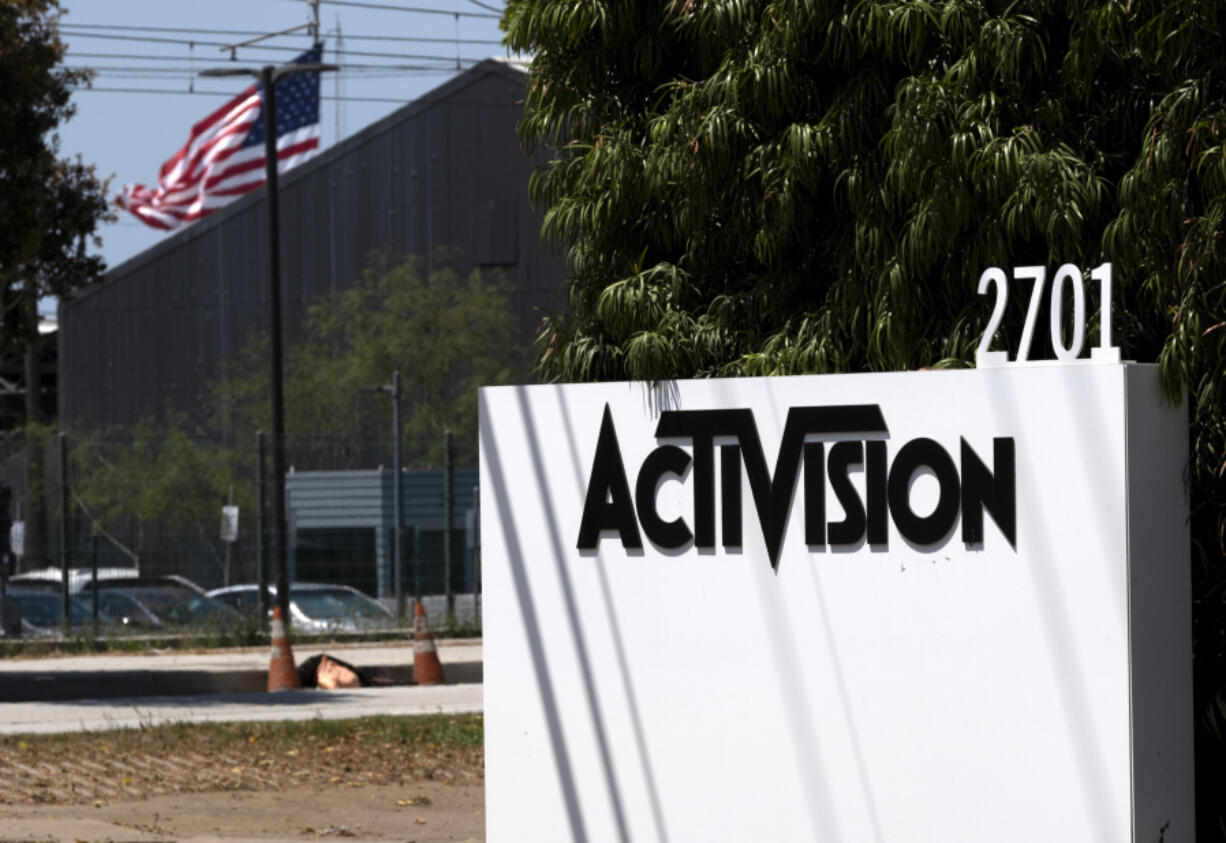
xmin=260 ymin=63 xmax=292 ymax=626
xmin=390 ymin=371 xmax=403 ymax=620
xmin=200 ymin=58 xmax=337 ymax=627
xmin=365 ymin=373 xmax=404 ymax=619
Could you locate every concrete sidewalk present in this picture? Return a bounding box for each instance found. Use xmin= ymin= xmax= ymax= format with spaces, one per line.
xmin=0 ymin=682 xmax=484 ymax=734
xmin=0 ymin=639 xmax=482 ymax=702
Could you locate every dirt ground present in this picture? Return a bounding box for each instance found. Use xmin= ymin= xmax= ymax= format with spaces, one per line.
xmin=0 ymin=715 xmax=485 ymax=842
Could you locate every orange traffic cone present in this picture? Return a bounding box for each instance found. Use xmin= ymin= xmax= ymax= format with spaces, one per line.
xmin=268 ymin=605 xmax=302 ymax=691
xmin=413 ymin=600 xmax=445 ymax=686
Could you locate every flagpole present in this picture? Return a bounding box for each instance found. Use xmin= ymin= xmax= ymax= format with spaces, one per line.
xmin=200 ymin=55 xmax=337 ymax=630
xmin=260 ymin=63 xmax=292 ymax=627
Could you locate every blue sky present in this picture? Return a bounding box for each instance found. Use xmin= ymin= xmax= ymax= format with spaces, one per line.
xmin=56 ymin=0 xmax=511 ymax=290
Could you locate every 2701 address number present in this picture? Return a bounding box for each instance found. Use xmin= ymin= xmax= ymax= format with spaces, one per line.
xmin=976 ymin=262 xmax=1121 ymax=367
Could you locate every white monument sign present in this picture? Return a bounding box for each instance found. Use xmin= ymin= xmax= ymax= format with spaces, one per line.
xmin=480 ymin=362 xmax=1192 ymax=841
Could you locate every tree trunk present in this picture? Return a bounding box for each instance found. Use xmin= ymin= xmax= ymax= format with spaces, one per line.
xmin=23 ymin=282 xmax=47 ymax=570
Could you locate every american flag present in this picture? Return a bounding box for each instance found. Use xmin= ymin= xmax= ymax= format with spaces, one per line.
xmin=116 ymin=45 xmax=324 ymax=231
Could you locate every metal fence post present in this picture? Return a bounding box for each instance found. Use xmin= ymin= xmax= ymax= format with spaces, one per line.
xmin=413 ymin=523 xmax=421 ymax=606
xmin=256 ymin=431 xmax=268 ymax=619
xmin=392 ymin=371 xmax=404 ymax=623
xmin=58 ymin=431 xmax=69 ymax=637
xmin=90 ymin=531 xmax=98 ymax=629
xmin=443 ymin=429 xmax=453 ymax=628
xmin=472 ymin=484 xmax=481 ymax=631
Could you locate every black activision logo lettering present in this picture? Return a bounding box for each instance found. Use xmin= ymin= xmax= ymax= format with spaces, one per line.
xmin=576 ymin=403 xmax=1016 ymax=569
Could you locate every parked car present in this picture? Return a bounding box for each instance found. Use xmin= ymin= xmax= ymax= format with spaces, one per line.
xmin=10 ymin=567 xmax=143 ymax=592
xmin=3 ymin=587 xmax=127 ymax=637
xmin=78 ymin=578 xmax=237 ymax=628
xmin=10 ymin=568 xmax=210 ymax=597
xmin=86 ymin=590 xmax=165 ymax=630
xmin=206 ymin=582 xmax=395 ymax=632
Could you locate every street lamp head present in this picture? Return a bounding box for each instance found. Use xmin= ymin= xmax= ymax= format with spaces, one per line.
xmin=288 ymin=63 xmax=340 ymax=75
xmin=198 ymin=63 xmax=339 ymax=83
xmin=198 ymin=66 xmax=260 ymax=78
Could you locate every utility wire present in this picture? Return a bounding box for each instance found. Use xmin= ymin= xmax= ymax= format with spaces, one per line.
xmin=308 ymin=0 xmax=501 ymax=19
xmin=81 ymin=86 xmax=427 ymax=104
xmin=76 ymin=86 xmax=520 ymax=107
xmin=70 ymin=62 xmax=474 ymax=74
xmin=64 ymin=50 xmax=498 ymax=67
xmin=466 ymin=0 xmax=504 ymax=12
xmin=60 ymin=22 xmax=502 ymax=46
xmin=62 ymin=31 xmax=480 ymax=62
xmin=79 ymin=71 xmax=465 ymax=83
xmin=67 ymin=51 xmax=244 ymax=63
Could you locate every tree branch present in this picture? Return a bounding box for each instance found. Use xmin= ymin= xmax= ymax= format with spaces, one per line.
xmin=73 ymin=492 xmax=139 ymax=567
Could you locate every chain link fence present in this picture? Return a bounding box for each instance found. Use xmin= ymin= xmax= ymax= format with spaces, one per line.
xmin=0 ymin=427 xmax=480 ymax=641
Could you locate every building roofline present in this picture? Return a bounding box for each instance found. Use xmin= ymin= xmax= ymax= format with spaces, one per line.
xmin=75 ymin=57 xmax=529 ymax=306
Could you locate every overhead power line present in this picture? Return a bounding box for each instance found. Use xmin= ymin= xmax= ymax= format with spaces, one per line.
xmin=69 ymin=62 xmax=476 ymax=75
xmin=65 ymin=50 xmax=495 ymax=67
xmin=62 ymin=30 xmax=482 ymax=62
xmin=62 ymin=30 xmax=283 ymax=49
xmin=67 ymin=51 xmax=234 ymax=63
xmin=309 ymin=0 xmax=501 ymax=19
xmin=74 ymin=86 xmax=520 ymax=107
xmin=80 ymin=86 xmax=425 ymax=104
xmin=60 ymin=22 xmax=502 ymax=46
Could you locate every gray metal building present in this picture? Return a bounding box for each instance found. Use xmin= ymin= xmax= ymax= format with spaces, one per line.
xmin=59 ymin=58 xmax=565 ymax=429
xmin=286 ymin=467 xmax=478 ymax=599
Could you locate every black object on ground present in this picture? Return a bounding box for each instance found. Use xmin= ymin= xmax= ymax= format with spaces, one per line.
xmin=297 ymin=653 xmax=375 ymax=688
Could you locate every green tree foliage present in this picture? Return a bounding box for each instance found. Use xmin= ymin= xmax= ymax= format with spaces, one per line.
xmin=63 ymin=253 xmax=517 ymax=588
xmin=212 ymin=251 xmax=520 ymax=468
xmin=0 ymin=1 xmax=110 ymax=568
xmin=0 ymin=0 xmax=109 ymax=353
xmin=70 ymin=415 xmax=253 ymax=575
xmin=505 ymin=0 xmax=1226 ymax=834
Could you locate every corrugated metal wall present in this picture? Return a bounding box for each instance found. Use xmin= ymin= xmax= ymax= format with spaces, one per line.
xmin=59 ymin=60 xmax=566 ymax=429
xmin=285 ymin=467 xmax=479 ymax=597
xmin=285 ymin=467 xmax=477 ymax=529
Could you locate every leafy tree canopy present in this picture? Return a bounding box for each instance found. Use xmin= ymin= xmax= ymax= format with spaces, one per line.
xmin=506 ymin=1 xmax=1226 ymax=832
xmin=212 ymin=251 xmax=521 ymax=468
xmin=70 ymin=415 xmax=253 ymax=573
xmin=506 ymin=0 xmax=1224 ymax=560
xmin=60 ymin=253 xmax=516 ymax=583
xmin=0 ymin=0 xmax=109 ymax=352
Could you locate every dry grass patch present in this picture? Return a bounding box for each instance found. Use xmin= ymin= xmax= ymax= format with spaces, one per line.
xmin=0 ymin=713 xmax=483 ymax=806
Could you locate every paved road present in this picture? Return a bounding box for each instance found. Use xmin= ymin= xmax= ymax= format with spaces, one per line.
xmin=0 ymin=640 xmax=481 ymax=677
xmin=0 ymin=682 xmax=483 ymax=734
xmin=0 ymin=639 xmax=484 ymax=733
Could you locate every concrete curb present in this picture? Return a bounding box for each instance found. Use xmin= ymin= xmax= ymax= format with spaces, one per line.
xmin=0 ymin=641 xmax=482 ymax=702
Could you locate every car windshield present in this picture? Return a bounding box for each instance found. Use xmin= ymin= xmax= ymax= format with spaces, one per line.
xmin=99 ymin=586 xmax=233 ymax=625
xmin=10 ymin=592 xmax=93 ymax=627
xmin=291 ymin=589 xmax=387 ymax=621
xmin=211 ymin=588 xmax=261 ymax=611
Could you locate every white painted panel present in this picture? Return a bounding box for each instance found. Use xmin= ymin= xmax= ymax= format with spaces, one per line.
xmin=480 ymin=364 xmax=1190 ymax=842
